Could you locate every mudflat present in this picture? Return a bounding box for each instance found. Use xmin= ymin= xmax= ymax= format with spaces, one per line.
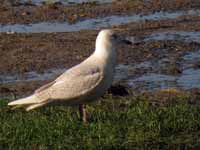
xmin=0 ymin=0 xmax=200 ymax=96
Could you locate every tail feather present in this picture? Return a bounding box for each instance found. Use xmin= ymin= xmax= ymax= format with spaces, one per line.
xmin=25 ymin=102 xmax=47 ymax=111
xmin=11 ymin=105 xmax=26 ymax=110
xmin=8 ymin=95 xmax=39 ymax=106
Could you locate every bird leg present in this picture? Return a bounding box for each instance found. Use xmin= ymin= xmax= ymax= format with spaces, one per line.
xmin=79 ymin=104 xmax=87 ymax=123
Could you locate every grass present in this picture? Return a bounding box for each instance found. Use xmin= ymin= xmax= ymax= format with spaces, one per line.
xmin=0 ymin=94 xmax=200 ymax=149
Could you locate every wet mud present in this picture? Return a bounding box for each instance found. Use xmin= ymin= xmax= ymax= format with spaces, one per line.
xmin=0 ymin=0 xmax=200 ymax=24
xmin=0 ymin=0 xmax=200 ymax=98
xmin=2 ymin=10 xmax=200 ymax=33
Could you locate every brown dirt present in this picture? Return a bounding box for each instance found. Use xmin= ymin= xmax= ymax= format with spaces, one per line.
xmin=137 ymin=88 xmax=200 ymax=106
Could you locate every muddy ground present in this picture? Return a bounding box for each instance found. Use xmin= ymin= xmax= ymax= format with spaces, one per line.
xmin=0 ymin=0 xmax=200 ymax=24
xmin=0 ymin=0 xmax=200 ymax=99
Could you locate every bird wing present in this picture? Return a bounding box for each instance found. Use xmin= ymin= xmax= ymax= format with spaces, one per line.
xmin=35 ymin=81 xmax=56 ymax=93
xmin=8 ymin=64 xmax=103 ymax=107
xmin=49 ymin=64 xmax=103 ymax=101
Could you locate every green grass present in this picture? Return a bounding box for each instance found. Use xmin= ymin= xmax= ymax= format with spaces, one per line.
xmin=0 ymin=95 xmax=200 ymax=149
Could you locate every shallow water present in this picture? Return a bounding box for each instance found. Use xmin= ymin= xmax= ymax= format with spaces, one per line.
xmin=178 ymin=69 xmax=200 ymax=89
xmin=145 ymin=31 xmax=200 ymax=43
xmin=182 ymin=50 xmax=200 ymax=69
xmin=124 ymin=49 xmax=200 ymax=91
xmin=128 ymin=74 xmax=177 ymax=91
xmin=1 ymin=62 xmax=200 ymax=92
xmin=127 ymin=31 xmax=200 ymax=45
xmin=0 ymin=68 xmax=65 ymax=84
xmin=1 ymin=10 xmax=199 ymax=33
xmin=127 ymin=68 xmax=200 ymax=91
xmin=1 ymin=34 xmax=200 ymax=91
xmin=115 ymin=49 xmax=200 ymax=91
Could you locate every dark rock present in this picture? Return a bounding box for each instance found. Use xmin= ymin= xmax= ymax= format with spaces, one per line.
xmin=108 ymin=84 xmax=129 ymax=96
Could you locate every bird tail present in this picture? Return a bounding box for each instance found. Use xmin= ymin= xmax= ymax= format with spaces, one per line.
xmin=8 ymin=94 xmax=49 ymax=111
xmin=25 ymin=102 xmax=47 ymax=111
xmin=8 ymin=95 xmax=38 ymax=106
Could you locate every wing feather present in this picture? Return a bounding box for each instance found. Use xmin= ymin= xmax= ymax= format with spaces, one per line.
xmin=49 ymin=66 xmax=103 ymax=100
xmin=35 ymin=81 xmax=56 ymax=93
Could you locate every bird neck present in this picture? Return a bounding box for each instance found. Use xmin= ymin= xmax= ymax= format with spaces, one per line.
xmin=94 ymin=37 xmax=116 ymax=59
xmin=94 ymin=43 xmax=116 ymax=65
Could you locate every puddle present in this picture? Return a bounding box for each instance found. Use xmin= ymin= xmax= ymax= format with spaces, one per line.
xmin=114 ymin=62 xmax=154 ymax=81
xmin=131 ymin=49 xmax=200 ymax=71
xmin=114 ymin=64 xmax=132 ymax=81
xmin=183 ymin=51 xmax=200 ymax=61
xmin=126 ymin=31 xmax=200 ymax=45
xmin=1 ymin=63 xmax=200 ymax=92
xmin=128 ymin=74 xmax=177 ymax=91
xmin=0 ymin=65 xmax=131 ymax=84
xmin=127 ymin=68 xmax=200 ymax=91
xmin=1 ymin=10 xmax=200 ymax=33
xmin=0 ymin=68 xmax=65 ymax=84
xmin=18 ymin=0 xmax=113 ymax=6
xmin=183 ymin=50 xmax=200 ymax=65
xmin=116 ymin=50 xmax=200 ymax=91
xmin=177 ymin=69 xmax=200 ymax=89
xmin=1 ymin=30 xmax=199 ymax=91
xmin=145 ymin=31 xmax=200 ymax=43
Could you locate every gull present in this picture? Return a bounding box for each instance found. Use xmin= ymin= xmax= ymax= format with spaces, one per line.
xmin=8 ymin=29 xmax=131 ymax=123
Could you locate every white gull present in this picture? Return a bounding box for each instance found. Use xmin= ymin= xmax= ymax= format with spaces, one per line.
xmin=8 ymin=29 xmax=131 ymax=122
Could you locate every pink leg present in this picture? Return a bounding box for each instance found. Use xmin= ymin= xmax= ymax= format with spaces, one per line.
xmin=79 ymin=104 xmax=87 ymax=123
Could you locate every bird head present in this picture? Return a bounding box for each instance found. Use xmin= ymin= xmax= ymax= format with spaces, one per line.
xmin=96 ymin=29 xmax=131 ymax=48
xmin=95 ymin=29 xmax=131 ymax=57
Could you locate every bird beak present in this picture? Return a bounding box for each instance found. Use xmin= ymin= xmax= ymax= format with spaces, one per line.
xmin=117 ymin=35 xmax=132 ymax=45
xmin=120 ymin=38 xmax=132 ymax=45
